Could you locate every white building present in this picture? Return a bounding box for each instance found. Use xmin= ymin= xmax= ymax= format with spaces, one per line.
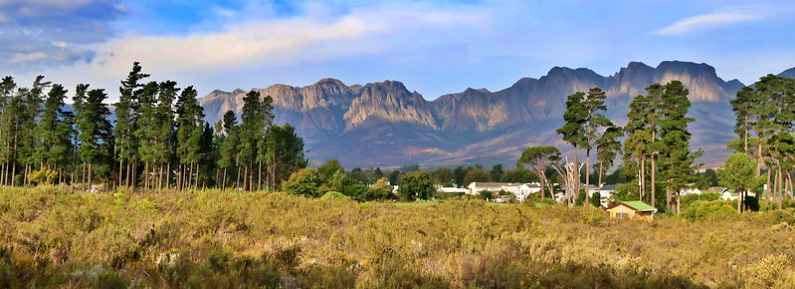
xmin=680 ymin=187 xmax=704 ymax=196
xmin=436 ymin=186 xmax=469 ymax=194
xmin=466 ymin=182 xmax=541 ymax=202
xmin=586 ymin=184 xmax=617 ymax=208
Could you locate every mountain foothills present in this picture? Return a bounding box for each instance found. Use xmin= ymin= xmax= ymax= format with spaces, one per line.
xmin=201 ymin=61 xmax=773 ymax=168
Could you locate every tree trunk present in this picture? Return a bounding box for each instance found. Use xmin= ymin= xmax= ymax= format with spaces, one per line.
xmin=243 ymin=165 xmax=249 ymax=191
xmin=539 ymin=171 xmax=545 ymax=200
xmin=737 ymin=189 xmax=743 ymax=213
xmin=779 ymin=165 xmax=784 ymax=210
xmin=639 ymin=156 xmax=645 ymax=202
xmin=236 ymin=163 xmax=241 ymax=190
xmin=258 ymin=161 xmax=262 ymax=191
xmin=598 ymin=161 xmax=603 ymax=187
xmin=755 ymin=141 xmax=763 ymax=177
xmin=651 ymin=155 xmax=656 ymax=208
xmin=11 ymin=161 xmax=15 ymax=187
xmin=144 ymin=161 xmax=149 ymax=191
xmin=222 ymin=167 xmax=227 ymax=191
xmin=585 ymin=149 xmax=590 ymax=191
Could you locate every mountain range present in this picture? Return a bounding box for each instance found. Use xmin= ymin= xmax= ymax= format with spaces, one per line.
xmin=199 ymin=61 xmax=794 ymax=168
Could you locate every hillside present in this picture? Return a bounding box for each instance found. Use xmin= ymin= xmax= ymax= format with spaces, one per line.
xmin=200 ymin=61 xmax=783 ymax=168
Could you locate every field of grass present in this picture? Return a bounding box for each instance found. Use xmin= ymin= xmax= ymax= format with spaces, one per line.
xmin=1 ymin=186 xmax=795 ymax=289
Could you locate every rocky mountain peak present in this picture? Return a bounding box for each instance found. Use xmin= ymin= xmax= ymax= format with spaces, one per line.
xmin=343 ymin=80 xmax=437 ymax=130
xmin=199 ymin=60 xmax=764 ymax=167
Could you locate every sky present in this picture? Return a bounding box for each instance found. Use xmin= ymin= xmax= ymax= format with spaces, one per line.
xmin=2 ymin=0 xmax=795 ymax=101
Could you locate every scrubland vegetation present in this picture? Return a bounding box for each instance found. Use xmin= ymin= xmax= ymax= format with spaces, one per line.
xmin=2 ymin=186 xmax=795 ymax=289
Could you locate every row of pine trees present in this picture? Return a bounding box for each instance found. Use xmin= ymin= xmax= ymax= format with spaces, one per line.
xmin=0 ymin=62 xmax=307 ymax=191
xmin=731 ymin=74 xmax=795 ymax=209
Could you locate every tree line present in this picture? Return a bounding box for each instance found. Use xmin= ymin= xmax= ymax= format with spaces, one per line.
xmin=0 ymin=62 xmax=306 ymax=190
xmin=730 ymin=74 xmax=795 ymax=209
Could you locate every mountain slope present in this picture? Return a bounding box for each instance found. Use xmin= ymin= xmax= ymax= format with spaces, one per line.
xmin=200 ymin=61 xmax=746 ymax=168
xmin=781 ymin=67 xmax=795 ymax=78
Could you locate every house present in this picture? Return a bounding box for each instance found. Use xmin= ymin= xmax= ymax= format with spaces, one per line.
xmin=680 ymin=187 xmax=703 ymax=196
xmin=586 ymin=184 xmax=617 ymax=208
xmin=466 ymin=182 xmax=541 ymax=202
xmin=436 ymin=186 xmax=469 ymax=195
xmin=606 ymin=201 xmax=657 ymax=220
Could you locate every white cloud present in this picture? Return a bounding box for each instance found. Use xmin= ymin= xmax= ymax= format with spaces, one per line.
xmin=38 ymin=2 xmax=489 ymax=93
xmin=10 ymin=52 xmax=48 ymax=64
xmin=655 ymin=10 xmax=765 ymax=36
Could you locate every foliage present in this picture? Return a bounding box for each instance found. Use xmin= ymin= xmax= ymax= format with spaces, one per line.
xmin=362 ymin=177 xmax=393 ymax=201
xmin=282 ymin=168 xmax=322 ymax=197
xmin=590 ymin=191 xmax=601 ymax=207
xmin=397 ymin=171 xmax=435 ymax=201
xmin=681 ymin=200 xmax=739 ymax=221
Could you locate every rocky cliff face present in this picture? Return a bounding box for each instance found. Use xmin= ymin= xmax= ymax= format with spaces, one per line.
xmin=200 ymin=61 xmax=756 ymax=168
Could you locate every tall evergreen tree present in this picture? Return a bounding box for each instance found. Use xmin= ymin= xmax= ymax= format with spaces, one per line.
xmin=557 ymin=87 xmax=613 ymax=200
xmin=135 ymin=81 xmax=160 ymax=190
xmin=76 ymin=88 xmax=114 ymax=185
xmin=0 ymin=77 xmax=16 ymax=185
xmin=595 ymin=124 xmax=623 ymax=187
xmin=658 ymin=81 xmax=698 ymax=214
xmin=115 ymin=62 xmax=149 ymax=188
xmin=175 ymin=86 xmax=204 ymax=190
xmin=217 ymin=110 xmax=239 ymax=190
xmin=20 ymin=76 xmax=49 ymax=185
xmin=155 ymin=81 xmax=178 ymax=190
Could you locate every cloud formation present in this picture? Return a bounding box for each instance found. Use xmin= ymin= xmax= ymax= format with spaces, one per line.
xmin=0 ymin=0 xmax=124 ymax=69
xmin=655 ymin=9 xmax=765 ymax=36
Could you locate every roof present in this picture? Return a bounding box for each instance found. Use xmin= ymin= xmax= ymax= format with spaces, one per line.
xmin=609 ymin=201 xmax=656 ymax=212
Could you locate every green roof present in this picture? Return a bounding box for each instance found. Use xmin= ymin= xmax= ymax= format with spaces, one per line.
xmin=621 ymin=201 xmax=656 ymax=212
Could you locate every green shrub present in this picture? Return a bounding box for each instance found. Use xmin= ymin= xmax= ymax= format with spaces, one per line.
xmin=321 ymin=191 xmax=350 ymax=200
xmin=682 ymin=200 xmax=738 ymax=221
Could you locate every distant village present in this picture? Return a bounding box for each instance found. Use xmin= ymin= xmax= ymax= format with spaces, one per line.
xmin=385 ymin=180 xmax=744 ymax=220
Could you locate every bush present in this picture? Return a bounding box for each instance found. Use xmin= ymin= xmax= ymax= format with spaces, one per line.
xmin=282 ymin=168 xmax=322 ymax=197
xmin=321 ymin=191 xmax=349 ymax=200
xmin=682 ymin=200 xmax=738 ymax=221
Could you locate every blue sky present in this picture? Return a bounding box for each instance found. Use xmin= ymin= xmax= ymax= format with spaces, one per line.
xmin=3 ymin=0 xmax=795 ymax=100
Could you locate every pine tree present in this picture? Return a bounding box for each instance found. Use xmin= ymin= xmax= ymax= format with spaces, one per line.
xmin=20 ymin=76 xmax=49 ymax=185
xmin=557 ymin=87 xmax=613 ymax=201
xmin=76 ymin=88 xmax=114 ymax=185
xmin=624 ymin=94 xmax=652 ymax=202
xmin=217 ymin=111 xmax=239 ymax=190
xmin=175 ymin=86 xmax=204 ymax=190
xmin=35 ymin=83 xmax=74 ymax=183
xmin=135 ymin=81 xmax=160 ymax=190
xmin=263 ymin=124 xmax=306 ymax=191
xmin=658 ymin=81 xmax=697 ymax=214
xmin=731 ymin=87 xmax=754 ymax=154
xmin=595 ymin=124 xmax=623 ymax=187
xmin=237 ymin=90 xmax=267 ymax=191
xmin=155 ymin=81 xmax=178 ymax=190
xmin=115 ymin=62 xmax=149 ymax=188
xmin=0 ymin=77 xmax=17 ymax=186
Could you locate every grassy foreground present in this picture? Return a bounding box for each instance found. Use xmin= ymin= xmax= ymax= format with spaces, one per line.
xmin=1 ymin=187 xmax=795 ymax=289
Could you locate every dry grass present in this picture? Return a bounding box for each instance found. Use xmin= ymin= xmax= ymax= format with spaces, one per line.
xmin=1 ymin=186 xmax=794 ymax=288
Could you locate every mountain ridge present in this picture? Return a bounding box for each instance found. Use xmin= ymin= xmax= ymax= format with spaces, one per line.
xmin=200 ymin=61 xmax=792 ymax=168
